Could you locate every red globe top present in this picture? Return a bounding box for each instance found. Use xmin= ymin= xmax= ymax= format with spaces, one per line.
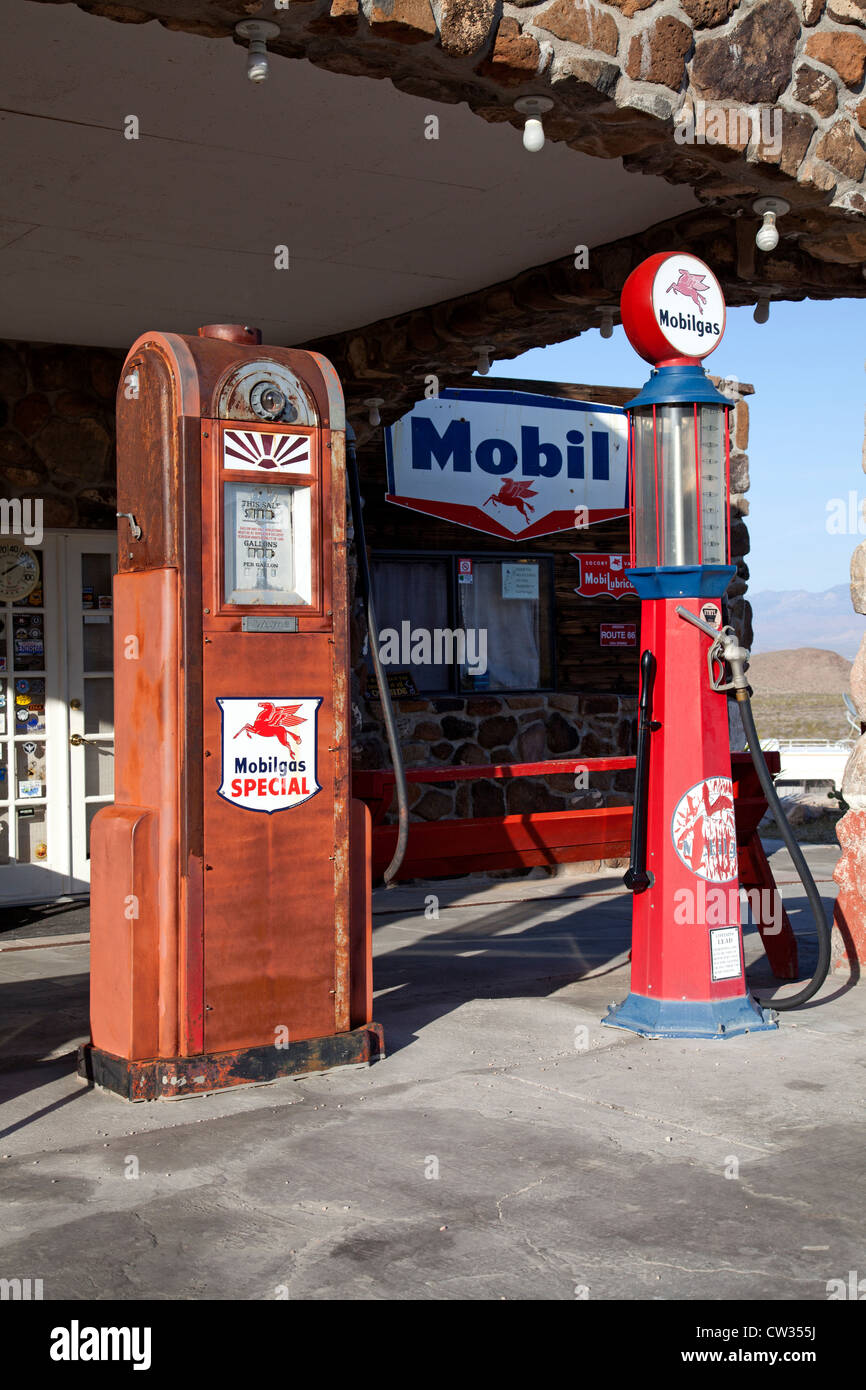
xmin=620 ymin=252 xmax=726 ymax=367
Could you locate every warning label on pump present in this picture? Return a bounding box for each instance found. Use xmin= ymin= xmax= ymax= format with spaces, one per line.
xmin=709 ymin=926 xmax=742 ymax=982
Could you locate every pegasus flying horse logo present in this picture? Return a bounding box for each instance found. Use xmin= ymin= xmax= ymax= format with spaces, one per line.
xmin=483 ymin=478 xmax=538 ymax=524
xmin=667 ymin=268 xmax=710 ymax=313
xmin=234 ymin=701 xmax=306 ymax=751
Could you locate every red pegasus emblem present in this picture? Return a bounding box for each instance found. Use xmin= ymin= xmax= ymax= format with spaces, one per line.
xmin=483 ymin=478 xmax=538 ymax=524
xmin=234 ymin=701 xmax=305 ymax=750
xmin=667 ymin=268 xmax=709 ymax=313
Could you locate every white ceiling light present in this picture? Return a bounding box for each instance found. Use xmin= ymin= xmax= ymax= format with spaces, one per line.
xmin=599 ymin=309 xmax=615 ymax=340
xmin=514 ymin=96 xmax=554 ymax=153
xmin=753 ymin=297 xmax=770 ymax=324
xmin=476 ymin=345 xmax=496 ymax=375
xmin=753 ymin=196 xmax=790 ymax=253
xmin=364 ymin=397 xmax=385 ymax=427
xmin=235 ymin=20 xmax=280 ymax=84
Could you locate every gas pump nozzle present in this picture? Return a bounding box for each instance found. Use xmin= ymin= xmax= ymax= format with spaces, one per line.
xmin=675 ymin=606 xmax=750 ymax=694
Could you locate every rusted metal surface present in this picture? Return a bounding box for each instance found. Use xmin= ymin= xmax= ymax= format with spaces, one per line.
xmin=198 ymin=324 xmax=261 ymax=345
xmin=350 ymin=798 xmax=373 ymax=1028
xmin=330 ymin=429 xmax=352 ymax=1035
xmin=216 ymin=359 xmax=318 ymax=426
xmin=90 ymin=567 xmax=179 ymax=1060
xmin=78 ymin=1024 xmax=385 ymax=1103
xmin=90 ymin=328 xmax=378 ymax=1094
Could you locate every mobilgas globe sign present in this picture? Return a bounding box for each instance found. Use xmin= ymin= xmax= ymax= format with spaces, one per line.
xmin=650 ymin=253 xmax=725 ymax=359
xmin=217 ymin=697 xmax=322 ymax=813
xmin=385 ymin=388 xmax=628 ymax=540
xmin=620 ymin=250 xmax=726 ymax=367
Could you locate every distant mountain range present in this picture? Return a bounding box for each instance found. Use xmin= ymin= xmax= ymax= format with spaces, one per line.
xmin=746 ymin=648 xmax=851 ymax=695
xmin=750 ymin=584 xmax=864 ymax=662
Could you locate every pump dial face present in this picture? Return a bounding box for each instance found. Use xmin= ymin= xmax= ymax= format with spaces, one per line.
xmin=0 ymin=541 xmax=39 ymax=602
xmin=250 ymin=380 xmax=296 ymax=422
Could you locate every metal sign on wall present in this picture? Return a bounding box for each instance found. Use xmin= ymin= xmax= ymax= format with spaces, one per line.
xmin=572 ymin=553 xmax=637 ymax=600
xmin=385 ymin=388 xmax=628 ymax=540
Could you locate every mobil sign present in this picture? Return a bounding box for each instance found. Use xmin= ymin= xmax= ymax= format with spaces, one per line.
xmin=385 ymin=388 xmax=628 ymax=540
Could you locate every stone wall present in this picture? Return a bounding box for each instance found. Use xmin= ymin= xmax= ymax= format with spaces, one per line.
xmin=0 ymin=341 xmax=123 ymax=529
xmin=352 ymin=689 xmax=639 ymax=820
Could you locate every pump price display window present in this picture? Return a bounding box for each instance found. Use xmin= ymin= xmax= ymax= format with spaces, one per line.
xmin=213 ymin=418 xmax=321 ymax=616
xmin=630 ymin=401 xmax=728 ymax=568
xmin=223 ymin=481 xmax=312 ymax=606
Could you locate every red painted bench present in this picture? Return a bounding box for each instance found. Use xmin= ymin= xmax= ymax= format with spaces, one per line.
xmin=353 ymin=750 xmax=798 ymax=979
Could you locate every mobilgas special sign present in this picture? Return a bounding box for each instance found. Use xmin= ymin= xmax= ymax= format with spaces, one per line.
xmin=217 ymin=697 xmax=322 ymax=813
xmin=385 ymin=388 xmax=628 ymax=540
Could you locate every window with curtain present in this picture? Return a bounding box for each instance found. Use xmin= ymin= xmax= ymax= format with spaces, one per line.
xmin=370 ymin=554 xmax=554 ymax=695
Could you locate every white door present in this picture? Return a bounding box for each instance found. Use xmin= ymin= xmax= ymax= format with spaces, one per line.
xmin=0 ymin=531 xmax=116 ymax=906
xmin=66 ymin=535 xmax=117 ymax=888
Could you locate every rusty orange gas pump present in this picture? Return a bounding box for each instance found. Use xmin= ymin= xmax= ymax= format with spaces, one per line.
xmin=80 ymin=324 xmax=382 ymax=1100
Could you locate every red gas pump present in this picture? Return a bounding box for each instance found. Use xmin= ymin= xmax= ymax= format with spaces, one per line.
xmin=605 ymin=254 xmax=778 ymax=1038
xmin=81 ymin=324 xmax=382 ymax=1100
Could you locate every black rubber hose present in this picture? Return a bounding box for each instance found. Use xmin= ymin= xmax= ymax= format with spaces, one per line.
xmin=624 ymin=649 xmax=656 ymax=894
xmin=345 ymin=426 xmax=410 ymax=885
xmin=738 ymin=689 xmax=832 ymax=1008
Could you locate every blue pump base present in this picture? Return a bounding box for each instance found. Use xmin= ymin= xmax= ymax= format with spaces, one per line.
xmin=602 ymin=991 xmax=778 ymax=1039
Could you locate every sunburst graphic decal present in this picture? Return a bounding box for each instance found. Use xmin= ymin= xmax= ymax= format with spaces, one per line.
xmin=223 ymin=430 xmax=311 ymax=472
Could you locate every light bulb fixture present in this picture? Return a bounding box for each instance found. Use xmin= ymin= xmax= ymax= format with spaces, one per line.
xmin=235 ymin=20 xmax=280 ymax=83
xmin=753 ymin=196 xmax=790 ymax=253
xmin=514 ymin=96 xmax=553 ymax=153
xmin=364 ymin=397 xmax=384 ymax=428
xmin=599 ymin=309 xmax=615 ymax=340
xmin=753 ymin=297 xmax=770 ymax=325
xmin=475 ymin=345 xmax=496 ymax=376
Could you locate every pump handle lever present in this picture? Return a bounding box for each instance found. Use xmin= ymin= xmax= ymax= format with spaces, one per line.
xmin=674 ymin=606 xmax=723 ymax=641
xmin=674 ymin=605 xmax=751 ymax=693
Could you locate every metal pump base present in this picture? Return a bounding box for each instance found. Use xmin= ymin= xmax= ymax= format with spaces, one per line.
xmin=78 ymin=1023 xmax=385 ymax=1101
xmin=603 ymin=993 xmax=777 ymax=1039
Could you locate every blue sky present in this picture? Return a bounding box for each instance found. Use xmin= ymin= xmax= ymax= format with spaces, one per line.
xmin=491 ymin=298 xmax=865 ymax=594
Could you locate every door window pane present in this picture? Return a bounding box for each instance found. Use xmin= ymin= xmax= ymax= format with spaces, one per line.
xmin=84 ymin=677 xmax=113 ymax=734
xmin=83 ymin=615 xmax=112 ymax=672
xmin=12 ymin=613 xmax=45 ymax=672
xmin=16 ymin=740 xmax=46 ymax=798
xmin=85 ymin=742 xmax=115 ymax=797
xmin=17 ymin=807 xmax=47 ymax=864
xmin=13 ymin=677 xmax=45 ymax=735
xmin=81 ymin=553 xmax=113 ymax=612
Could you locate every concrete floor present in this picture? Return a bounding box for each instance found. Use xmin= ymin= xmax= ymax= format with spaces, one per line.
xmin=0 ymin=842 xmax=861 ymax=1302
